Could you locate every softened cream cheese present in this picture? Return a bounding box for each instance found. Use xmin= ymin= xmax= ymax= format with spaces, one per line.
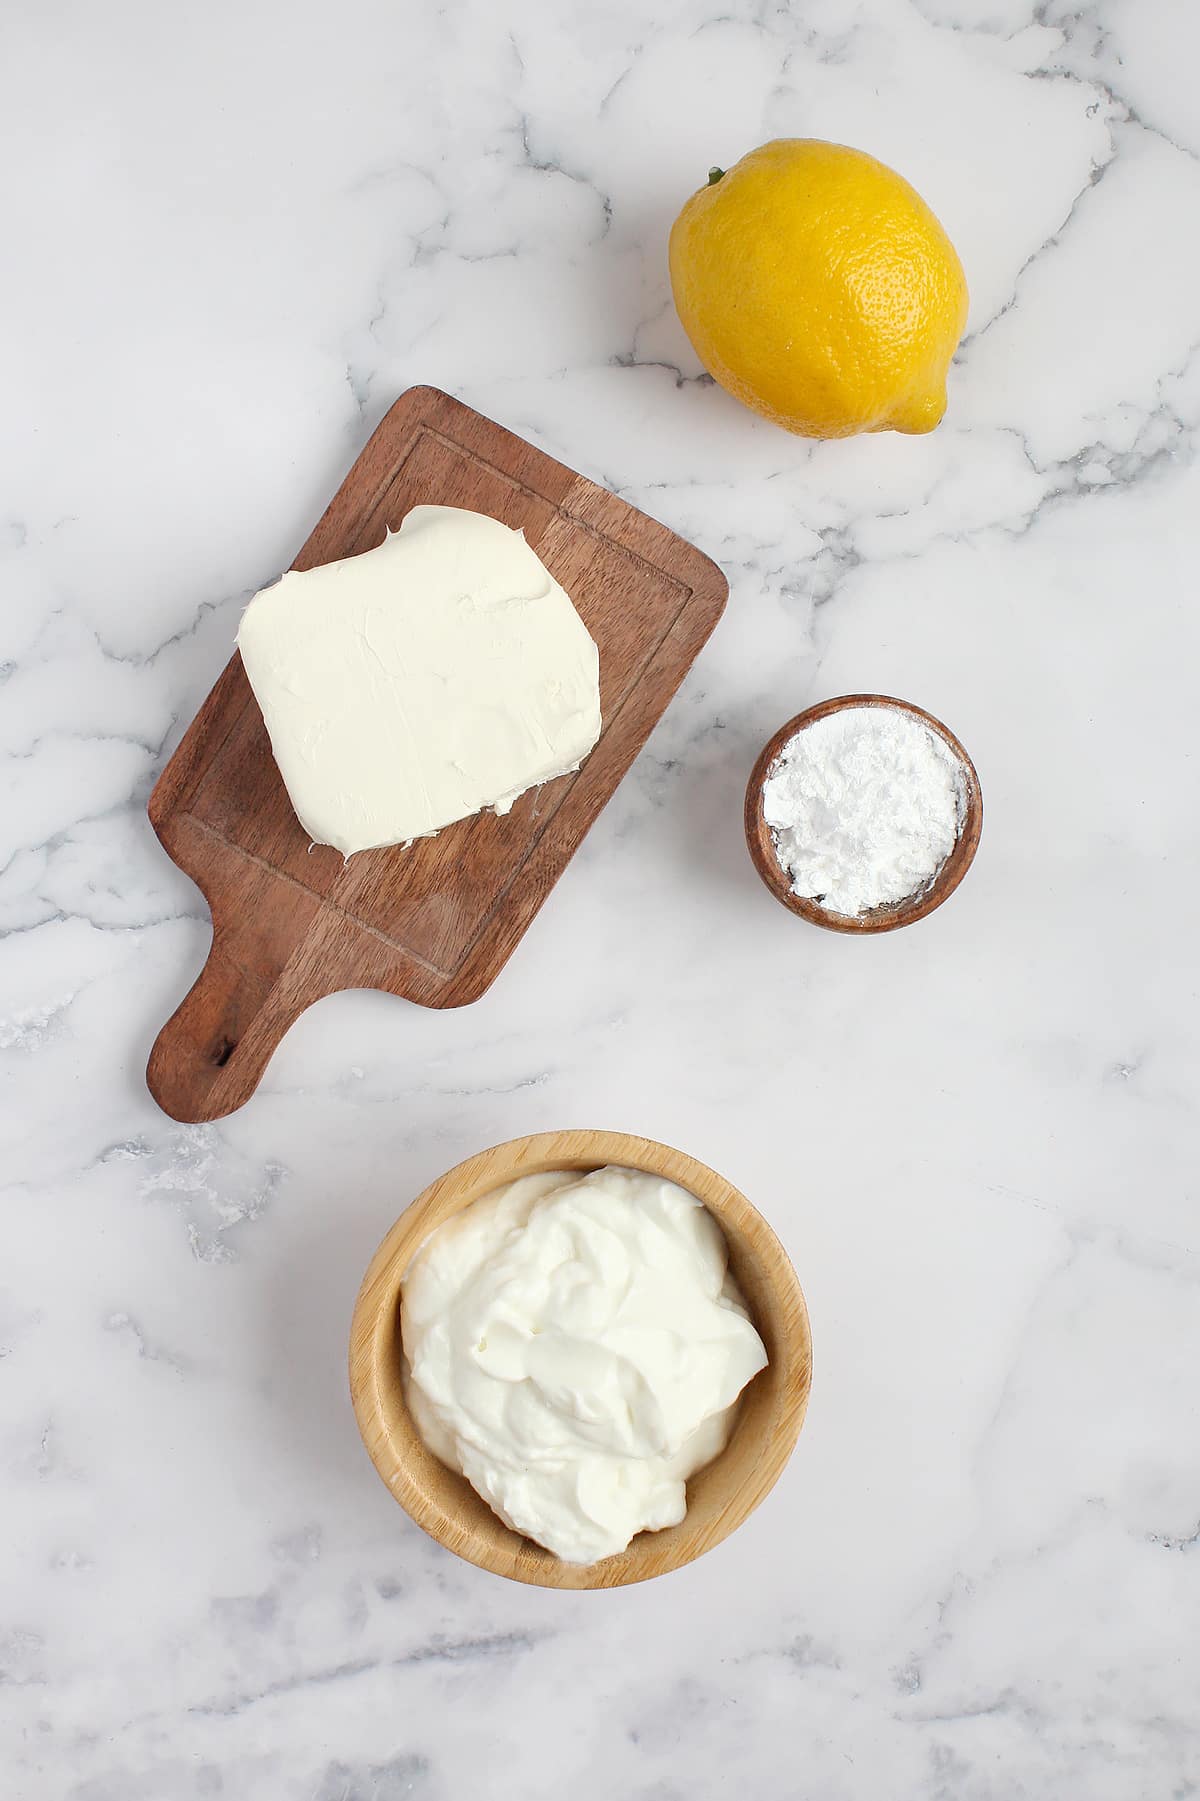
xmin=401 ymin=1167 xmax=768 ymax=1565
xmin=236 ymin=505 xmax=602 ymax=856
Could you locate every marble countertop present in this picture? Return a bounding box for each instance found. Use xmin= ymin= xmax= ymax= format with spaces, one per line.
xmin=4 ymin=1 xmax=1199 ymax=1795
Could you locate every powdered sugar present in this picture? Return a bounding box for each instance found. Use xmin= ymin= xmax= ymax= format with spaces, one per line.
xmin=762 ymin=704 xmax=966 ymax=918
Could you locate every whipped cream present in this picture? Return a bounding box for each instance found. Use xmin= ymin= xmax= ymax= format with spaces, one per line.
xmin=401 ymin=1166 xmax=768 ymax=1564
xmin=237 ymin=505 xmax=601 ymax=857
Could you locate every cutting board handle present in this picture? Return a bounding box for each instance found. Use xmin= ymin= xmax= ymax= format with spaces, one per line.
xmin=146 ymin=924 xmax=307 ymax=1124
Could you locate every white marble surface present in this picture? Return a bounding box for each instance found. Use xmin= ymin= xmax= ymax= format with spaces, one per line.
xmin=3 ymin=0 xmax=1200 ymax=1794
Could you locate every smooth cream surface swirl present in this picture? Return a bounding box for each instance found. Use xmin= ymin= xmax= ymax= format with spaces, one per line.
xmin=401 ymin=1167 xmax=768 ymax=1564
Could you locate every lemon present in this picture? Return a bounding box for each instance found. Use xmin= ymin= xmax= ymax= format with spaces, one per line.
xmin=668 ymin=139 xmax=968 ymax=439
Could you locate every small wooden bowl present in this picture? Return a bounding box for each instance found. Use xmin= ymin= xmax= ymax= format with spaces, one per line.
xmin=744 ymin=694 xmax=983 ymax=934
xmin=349 ymin=1129 xmax=812 ymax=1590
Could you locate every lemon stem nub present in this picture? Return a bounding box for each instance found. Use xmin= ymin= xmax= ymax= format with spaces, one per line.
xmin=707 ymin=166 xmax=725 ymax=186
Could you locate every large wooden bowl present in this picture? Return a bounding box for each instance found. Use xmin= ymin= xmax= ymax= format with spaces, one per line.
xmin=745 ymin=694 xmax=983 ymax=934
xmin=349 ymin=1129 xmax=812 ymax=1589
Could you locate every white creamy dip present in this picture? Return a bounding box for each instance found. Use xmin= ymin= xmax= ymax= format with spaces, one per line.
xmin=401 ymin=1167 xmax=768 ymax=1565
xmin=237 ymin=505 xmax=601 ymax=856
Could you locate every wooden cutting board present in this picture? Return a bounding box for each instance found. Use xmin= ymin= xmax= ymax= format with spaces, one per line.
xmin=147 ymin=386 xmax=727 ymax=1123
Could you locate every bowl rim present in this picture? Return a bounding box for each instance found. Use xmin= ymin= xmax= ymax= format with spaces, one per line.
xmin=744 ymin=693 xmax=984 ymax=934
xmin=348 ymin=1128 xmax=812 ymax=1589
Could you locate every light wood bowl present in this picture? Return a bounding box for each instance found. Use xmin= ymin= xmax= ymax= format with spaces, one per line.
xmin=745 ymin=694 xmax=983 ymax=934
xmin=349 ymin=1129 xmax=812 ymax=1589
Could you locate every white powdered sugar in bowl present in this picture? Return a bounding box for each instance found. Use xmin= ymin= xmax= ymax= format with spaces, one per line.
xmin=761 ymin=702 xmax=968 ymax=919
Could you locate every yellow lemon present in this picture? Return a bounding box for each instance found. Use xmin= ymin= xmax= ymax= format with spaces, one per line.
xmin=669 ymin=139 xmax=968 ymax=438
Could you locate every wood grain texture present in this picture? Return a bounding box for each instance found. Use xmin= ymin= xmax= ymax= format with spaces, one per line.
xmin=147 ymin=388 xmax=728 ymax=1122
xmin=744 ymin=694 xmax=983 ymax=933
xmin=348 ymin=1130 xmax=812 ymax=1590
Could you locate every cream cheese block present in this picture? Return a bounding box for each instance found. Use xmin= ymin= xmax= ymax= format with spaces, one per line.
xmin=236 ymin=505 xmax=602 ymax=856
